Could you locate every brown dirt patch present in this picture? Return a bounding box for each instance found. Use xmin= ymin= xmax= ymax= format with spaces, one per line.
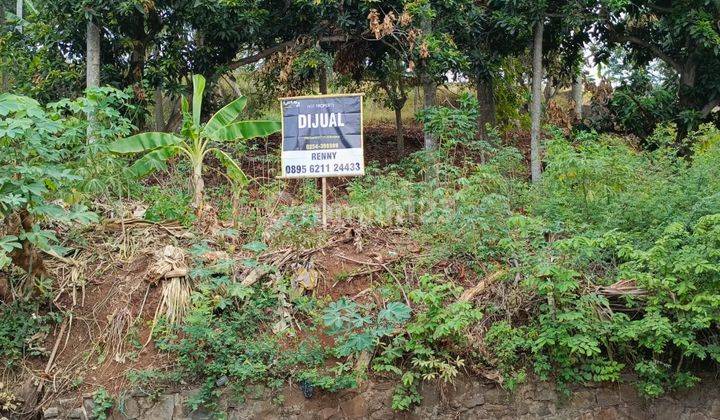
xmin=12 ymin=218 xmax=419 ymax=412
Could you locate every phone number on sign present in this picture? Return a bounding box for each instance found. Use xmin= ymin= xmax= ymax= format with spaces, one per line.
xmin=285 ymin=162 xmax=362 ymax=175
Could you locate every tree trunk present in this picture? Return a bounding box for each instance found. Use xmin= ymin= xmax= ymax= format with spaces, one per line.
xmin=154 ymin=87 xmax=164 ymax=131
xmin=476 ymin=76 xmax=496 ymax=141
xmin=86 ymin=20 xmax=101 ymax=143
xmin=16 ymin=0 xmax=22 ymax=32
xmin=394 ymin=104 xmax=404 ymax=156
xmin=86 ymin=21 xmax=101 ymax=89
xmin=543 ymin=75 xmax=555 ymax=102
xmin=8 ymin=210 xmax=47 ymax=282
xmin=675 ymin=64 xmax=697 ymax=156
xmin=572 ymin=72 xmax=583 ymax=120
xmin=319 ymin=66 xmax=328 ymax=95
xmin=530 ymin=19 xmax=544 ymax=183
xmin=164 ymin=96 xmax=182 ymax=132
xmin=191 ymin=162 xmax=204 ymax=216
xmin=420 ymin=16 xmax=436 ymax=151
xmin=422 ymin=78 xmax=437 ymax=150
xmin=130 ymin=42 xmax=146 ymax=84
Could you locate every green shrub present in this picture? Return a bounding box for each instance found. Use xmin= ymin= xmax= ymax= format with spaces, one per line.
xmin=483 ymin=127 xmax=720 ymax=396
xmin=0 ymin=301 xmax=57 ymax=369
xmin=323 ymin=299 xmax=410 ymax=357
xmin=154 ymin=255 xmax=353 ymax=411
xmin=373 ymin=275 xmax=482 ymax=410
xmin=143 ymin=186 xmax=196 ymax=227
xmin=92 ymin=387 xmax=114 ymax=420
xmin=0 ymin=94 xmax=100 ymax=270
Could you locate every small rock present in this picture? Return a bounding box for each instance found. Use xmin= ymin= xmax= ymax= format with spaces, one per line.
xmin=144 ymin=394 xmax=176 ymax=419
xmin=121 ymin=397 xmax=142 ymax=419
xmin=483 ymin=388 xmax=506 ymax=405
xmin=83 ymin=398 xmax=95 ymax=418
xmin=68 ymin=407 xmax=87 ymax=420
xmin=594 ymin=406 xmax=620 ymax=420
xmin=190 ymin=407 xmax=213 ymax=420
xmin=130 ymin=389 xmax=149 ymax=398
xmin=59 ymin=398 xmax=78 ymax=409
xmin=618 ymin=403 xmax=645 ymax=420
xmin=339 ymin=394 xmax=369 ymax=419
xmin=595 ymin=389 xmax=621 ymax=406
xmin=535 ymin=386 xmax=557 ymax=402
xmin=462 ymin=392 xmax=485 ymax=410
xmin=527 ymin=400 xmax=551 ymax=416
xmin=316 ymin=407 xmax=340 ymax=420
xmin=484 ymin=403 xmax=511 ymax=417
xmin=653 ymin=402 xmax=684 ymax=420
xmin=369 ymin=407 xmax=394 ymax=420
xmin=709 ymin=399 xmax=720 ymax=418
xmin=43 ymin=407 xmax=60 ymax=419
xmin=419 ymin=382 xmax=441 ymax=407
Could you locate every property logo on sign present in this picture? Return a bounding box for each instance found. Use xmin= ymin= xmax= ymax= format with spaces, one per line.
xmin=280 ymin=94 xmax=364 ymax=178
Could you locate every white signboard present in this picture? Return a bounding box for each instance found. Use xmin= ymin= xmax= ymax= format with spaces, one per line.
xmin=280 ymin=94 xmax=364 ymax=178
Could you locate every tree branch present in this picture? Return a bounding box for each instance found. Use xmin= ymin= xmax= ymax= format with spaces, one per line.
xmin=611 ymin=31 xmax=683 ymax=73
xmin=646 ymin=3 xmax=674 ymax=14
xmin=700 ymin=97 xmax=720 ymax=118
xmin=228 ymin=35 xmax=352 ymax=70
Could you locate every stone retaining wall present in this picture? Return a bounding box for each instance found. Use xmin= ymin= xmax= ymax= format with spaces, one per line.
xmin=40 ymin=377 xmax=720 ymax=420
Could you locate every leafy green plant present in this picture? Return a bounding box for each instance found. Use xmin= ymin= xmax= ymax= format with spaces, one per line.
xmin=373 ymin=275 xmax=482 ymax=410
xmin=49 ymin=86 xmax=137 ymax=198
xmin=0 ymin=93 xmax=98 ymax=275
xmin=92 ymin=387 xmax=114 ymax=420
xmin=0 ymin=301 xmax=57 ymax=369
xmin=417 ymin=92 xmax=478 ymax=150
xmin=143 ymin=186 xmax=196 ymax=227
xmin=108 ymin=74 xmax=280 ymax=215
xmin=265 ymin=205 xmax=324 ymax=248
xmin=323 ymin=299 xmax=411 ymax=357
xmin=153 ymin=254 xmax=357 ymax=412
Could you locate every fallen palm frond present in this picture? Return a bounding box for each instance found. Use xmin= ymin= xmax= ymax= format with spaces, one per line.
xmin=597 ymin=279 xmax=648 ymax=298
xmin=147 ymin=245 xmax=189 ymax=283
xmin=103 ymin=217 xmax=188 ymax=238
xmin=105 ymin=307 xmax=132 ymax=363
xmin=45 ymin=250 xmax=87 ymax=307
xmin=158 ymin=277 xmax=193 ymax=325
xmin=458 ymin=270 xmax=507 ymax=302
xmin=144 ymin=245 xmax=193 ymax=347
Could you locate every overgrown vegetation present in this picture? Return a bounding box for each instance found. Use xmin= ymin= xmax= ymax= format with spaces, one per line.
xmin=3 ymin=0 xmax=720 ymax=416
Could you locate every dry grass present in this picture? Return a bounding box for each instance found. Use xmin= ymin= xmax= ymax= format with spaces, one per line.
xmin=156 ymin=277 xmax=193 ymax=326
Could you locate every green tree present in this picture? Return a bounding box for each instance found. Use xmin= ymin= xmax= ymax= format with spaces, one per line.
xmin=596 ymin=0 xmax=720 ymax=153
xmin=489 ymin=0 xmax=592 ymax=181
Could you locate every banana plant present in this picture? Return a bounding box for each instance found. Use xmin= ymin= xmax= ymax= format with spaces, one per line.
xmin=108 ymin=74 xmax=280 ymax=216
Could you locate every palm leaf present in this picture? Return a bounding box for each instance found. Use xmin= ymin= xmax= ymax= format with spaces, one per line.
xmin=129 ymin=147 xmax=178 ymax=177
xmin=108 ymin=132 xmax=183 ymax=154
xmin=203 ymin=96 xmax=248 ymax=136
xmin=210 ymin=148 xmax=248 ymax=186
xmin=192 ymin=74 xmax=206 ymax=128
xmin=211 ymin=120 xmax=281 ymax=142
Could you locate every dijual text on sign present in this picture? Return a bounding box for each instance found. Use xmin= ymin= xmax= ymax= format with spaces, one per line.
xmin=280 ymin=94 xmax=364 ymax=178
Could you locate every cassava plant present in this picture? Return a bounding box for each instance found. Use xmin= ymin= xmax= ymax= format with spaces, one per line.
xmin=108 ymin=75 xmax=280 ymax=215
xmin=0 ymin=93 xmax=98 ymax=285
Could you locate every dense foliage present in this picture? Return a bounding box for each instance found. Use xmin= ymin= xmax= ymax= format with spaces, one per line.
xmin=3 ymin=0 xmax=720 ymax=416
xmin=0 ymin=91 xmax=134 ymax=272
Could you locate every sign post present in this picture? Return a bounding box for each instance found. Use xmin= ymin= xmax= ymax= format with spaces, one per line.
xmin=279 ymin=94 xmax=364 ymax=227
